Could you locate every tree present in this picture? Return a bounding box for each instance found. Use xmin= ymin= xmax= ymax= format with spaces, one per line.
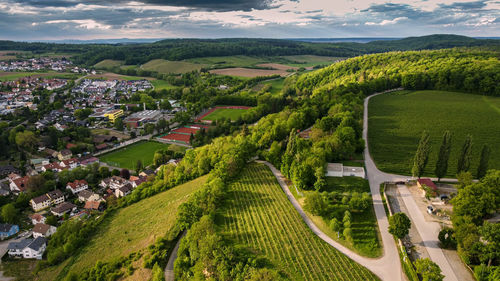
xmin=330 ymin=218 xmax=342 ymax=237
xmin=412 ymin=131 xmax=431 ymax=178
xmin=151 ymin=262 xmax=165 ymax=281
xmin=1 ymin=203 xmax=18 ymax=224
xmin=136 ymin=160 xmax=143 ymax=174
xmin=456 ymin=171 xmax=473 ymax=189
xmin=457 ymin=135 xmax=473 ymax=174
xmin=120 ymin=168 xmax=130 ymax=180
xmin=111 ymin=169 xmax=120 ymax=176
xmin=15 ymin=130 xmax=37 ymax=152
xmin=343 ymin=227 xmax=353 ymax=243
xmin=476 ymin=145 xmax=490 ymax=179
xmin=46 ymin=215 xmax=58 ymax=226
xmin=438 ymin=227 xmax=457 ymax=249
xmin=303 ymin=192 xmax=327 ymax=216
xmin=414 ymin=258 xmax=444 ymax=281
xmin=435 ymin=131 xmax=452 ymax=181
xmin=313 ymin=166 xmax=326 ymax=191
xmin=478 ymin=222 xmax=500 ymax=267
xmin=388 ymin=212 xmax=411 ymax=239
xmin=343 ymin=210 xmax=352 ymax=229
xmin=26 ymin=175 xmax=46 ymax=192
xmin=114 ymin=118 xmax=124 ymax=131
xmin=145 ymin=123 xmax=155 ymax=135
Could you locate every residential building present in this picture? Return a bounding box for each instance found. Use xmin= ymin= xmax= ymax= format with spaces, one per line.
xmin=8 ymin=237 xmax=47 ymax=259
xmin=84 ymin=201 xmax=104 ymax=211
xmin=77 ymin=190 xmax=103 ymax=202
xmin=57 ymin=149 xmax=72 ymax=161
xmin=100 ymin=176 xmax=130 ymax=190
xmin=115 ymin=183 xmax=133 ymax=198
xmin=30 ymin=190 xmax=64 ymax=211
xmin=9 ymin=175 xmax=30 ymax=193
xmin=51 ymin=202 xmax=77 ymax=217
xmin=32 ymin=223 xmax=57 ymax=238
xmin=60 ymin=158 xmax=79 ymax=170
xmin=66 ymin=179 xmax=89 ymax=194
xmin=30 ymin=214 xmax=46 ymax=225
xmin=0 ymin=224 xmax=19 ymax=239
xmin=103 ymin=109 xmax=123 ymax=123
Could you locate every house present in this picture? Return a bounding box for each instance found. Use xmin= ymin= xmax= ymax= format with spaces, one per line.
xmin=132 ymin=176 xmax=147 ymax=188
xmin=0 ymin=165 xmax=19 ymax=177
xmin=103 ymin=109 xmax=124 ymax=123
xmin=43 ymin=148 xmax=58 ymax=158
xmin=51 ymin=202 xmax=77 ymax=217
xmin=30 ymin=214 xmax=46 ymax=225
xmin=79 ymin=157 xmax=99 ymax=166
xmin=0 ymin=224 xmax=19 ymax=239
xmin=139 ymin=169 xmax=155 ymax=178
xmin=115 ymin=183 xmax=133 ymax=198
xmin=60 ymin=158 xmax=79 ymax=170
xmin=41 ymin=162 xmax=64 ymax=172
xmin=417 ymin=178 xmax=438 ymax=194
xmin=66 ymin=179 xmax=88 ymax=194
xmin=9 ymin=175 xmax=30 ymax=193
xmin=8 ymin=237 xmax=47 ymax=259
xmin=326 ymin=163 xmax=366 ymax=178
xmin=77 ymin=190 xmax=103 ymax=202
xmin=84 ymin=201 xmax=104 ymax=211
xmin=95 ymin=143 xmax=109 ymax=151
xmin=32 ymin=223 xmax=57 ymax=238
xmin=57 ymin=149 xmax=72 ymax=161
xmin=30 ymin=190 xmax=64 ymax=211
xmin=30 ymin=158 xmax=49 ymax=171
xmin=100 ymin=176 xmax=130 ymax=190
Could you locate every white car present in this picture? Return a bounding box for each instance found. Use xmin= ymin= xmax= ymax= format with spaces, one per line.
xmin=427 ymin=206 xmax=434 ymax=214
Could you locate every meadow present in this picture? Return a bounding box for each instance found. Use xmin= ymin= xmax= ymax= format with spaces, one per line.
xmin=94 ymin=59 xmax=124 ymax=69
xmin=99 ymin=141 xmax=170 ymax=169
xmin=86 ymin=72 xmax=152 ymax=81
xmin=140 ymin=59 xmax=206 ymax=74
xmin=186 ymin=55 xmax=267 ymax=68
xmin=202 ymin=107 xmax=249 ymax=121
xmin=368 ymin=90 xmax=500 ymax=177
xmin=36 ymin=175 xmax=207 ymax=281
xmin=220 ymin=163 xmax=379 ymax=281
xmin=280 ymin=55 xmax=344 ymax=67
xmin=150 ymin=79 xmax=175 ymax=91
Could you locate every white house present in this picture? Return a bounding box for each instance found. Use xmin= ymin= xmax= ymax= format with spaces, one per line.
xmin=32 ymin=223 xmax=57 ymax=238
xmin=30 ymin=214 xmax=46 ymax=225
xmin=326 ymin=163 xmax=366 ymax=179
xmin=8 ymin=237 xmax=47 ymax=259
xmin=77 ymin=190 xmax=103 ymax=202
xmin=115 ymin=183 xmax=133 ymax=198
xmin=29 ymin=190 xmax=64 ymax=211
xmin=66 ymin=179 xmax=88 ymax=194
xmin=100 ymin=176 xmax=130 ymax=190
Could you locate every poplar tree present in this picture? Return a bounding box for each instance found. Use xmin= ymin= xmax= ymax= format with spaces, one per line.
xmin=435 ymin=131 xmax=452 ymax=181
xmin=457 ymin=135 xmax=473 ymax=174
xmin=412 ymin=131 xmax=431 ymax=178
xmin=476 ymin=145 xmax=490 ymax=179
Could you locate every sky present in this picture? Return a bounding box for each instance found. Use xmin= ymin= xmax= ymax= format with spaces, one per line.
xmin=0 ymin=0 xmax=498 ymax=41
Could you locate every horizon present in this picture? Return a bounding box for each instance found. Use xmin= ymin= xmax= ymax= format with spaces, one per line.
xmin=0 ymin=0 xmax=499 ymax=41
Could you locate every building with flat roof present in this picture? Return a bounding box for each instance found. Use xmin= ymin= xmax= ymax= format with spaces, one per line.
xmin=103 ymin=109 xmax=123 ymax=123
xmin=326 ymin=163 xmax=365 ymax=179
xmin=124 ymin=110 xmax=162 ymax=128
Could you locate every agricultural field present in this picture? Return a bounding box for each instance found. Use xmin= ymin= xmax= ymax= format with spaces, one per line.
xmin=36 ymin=175 xmax=208 ymax=281
xmin=0 ymin=50 xmax=27 ymax=60
xmin=94 ymin=59 xmax=124 ymax=69
xmin=141 ymin=59 xmax=206 ymax=74
xmin=219 ymin=163 xmax=379 ymax=281
xmin=0 ymin=71 xmax=79 ymax=81
xmin=199 ymin=106 xmax=250 ymax=122
xmin=280 ymin=55 xmax=345 ymax=67
xmin=209 ymin=67 xmax=291 ymax=78
xmin=99 ymin=141 xmax=171 ymax=169
xmin=186 ymin=55 xmax=268 ymax=68
xmin=368 ymin=90 xmax=500 ymax=177
xmin=86 ymin=72 xmax=153 ymax=81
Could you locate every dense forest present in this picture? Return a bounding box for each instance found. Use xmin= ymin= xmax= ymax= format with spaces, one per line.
xmin=1 ymin=35 xmax=499 ymax=66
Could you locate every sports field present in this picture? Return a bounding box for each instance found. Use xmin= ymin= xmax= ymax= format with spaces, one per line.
xmin=36 ymin=175 xmax=207 ymax=281
xmin=99 ymin=141 xmax=170 ymax=169
xmin=199 ymin=106 xmax=251 ymax=121
xmin=220 ymin=163 xmax=379 ymax=281
xmin=368 ymin=90 xmax=500 ymax=177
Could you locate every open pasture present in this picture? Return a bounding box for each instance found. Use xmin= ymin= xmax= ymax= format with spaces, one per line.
xmin=368 ymin=90 xmax=500 ymax=177
xmin=99 ymin=141 xmax=170 ymax=169
xmin=280 ymin=55 xmax=345 ymax=67
xmin=220 ymin=163 xmax=379 ymax=281
xmin=86 ymin=72 xmax=154 ymax=81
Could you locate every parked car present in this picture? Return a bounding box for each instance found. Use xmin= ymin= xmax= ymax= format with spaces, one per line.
xmin=427 ymin=205 xmax=435 ymax=214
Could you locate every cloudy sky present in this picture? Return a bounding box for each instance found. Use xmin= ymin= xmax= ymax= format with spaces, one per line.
xmin=0 ymin=0 xmax=498 ymax=41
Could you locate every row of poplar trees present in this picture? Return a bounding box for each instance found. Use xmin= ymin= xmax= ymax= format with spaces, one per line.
xmin=412 ymin=131 xmax=490 ymax=180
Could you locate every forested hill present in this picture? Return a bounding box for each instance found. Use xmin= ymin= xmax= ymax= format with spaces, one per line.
xmin=1 ymin=34 xmax=499 ymax=66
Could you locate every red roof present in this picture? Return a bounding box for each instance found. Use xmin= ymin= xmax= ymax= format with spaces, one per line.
xmin=417 ymin=178 xmax=437 ymax=190
xmin=67 ymin=179 xmax=88 ymax=190
xmin=84 ymin=201 xmax=101 ymax=210
xmin=12 ymin=176 xmax=30 ymax=192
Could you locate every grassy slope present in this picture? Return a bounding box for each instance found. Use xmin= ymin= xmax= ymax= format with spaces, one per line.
xmin=99 ymin=141 xmax=169 ymax=169
xmin=219 ymin=163 xmax=379 ymax=281
xmin=94 ymin=59 xmax=124 ymax=68
xmin=141 ymin=59 xmax=206 ymax=74
xmin=202 ymin=108 xmax=248 ymax=121
xmin=150 ymin=79 xmax=175 ymax=91
xmin=368 ymin=90 xmax=500 ymax=177
xmin=280 ymin=55 xmax=344 ymax=67
xmin=186 ymin=55 xmax=267 ymax=68
xmin=37 ymin=175 xmax=207 ymax=281
xmin=261 ymin=78 xmax=285 ymax=95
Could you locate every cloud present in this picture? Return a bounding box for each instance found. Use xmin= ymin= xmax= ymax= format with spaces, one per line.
xmin=365 ymin=16 xmax=408 ymax=25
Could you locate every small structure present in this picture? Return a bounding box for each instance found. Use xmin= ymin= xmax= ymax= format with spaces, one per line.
xmin=417 ymin=178 xmax=437 ymax=192
xmin=7 ymin=237 xmax=47 ymax=259
xmin=66 ymin=179 xmax=89 ymax=194
xmin=32 ymin=223 xmax=57 ymax=238
xmin=51 ymin=202 xmax=77 ymax=217
xmin=326 ymin=163 xmax=366 ymax=178
xmin=78 ymin=190 xmax=103 ymax=202
xmin=84 ymin=201 xmax=104 ymax=211
xmin=0 ymin=224 xmax=19 ymax=240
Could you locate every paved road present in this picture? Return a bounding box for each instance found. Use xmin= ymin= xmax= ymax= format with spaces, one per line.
xmin=364 ymin=91 xmax=459 ymax=281
xmin=258 ymin=161 xmax=401 ymax=281
xmin=164 ymin=232 xmax=185 ymax=281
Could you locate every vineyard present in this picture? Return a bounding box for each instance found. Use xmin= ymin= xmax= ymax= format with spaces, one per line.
xmin=220 ymin=163 xmax=379 ymax=281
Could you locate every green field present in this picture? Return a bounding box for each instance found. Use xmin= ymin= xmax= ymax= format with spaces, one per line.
xmin=280 ymin=55 xmax=344 ymax=67
xmin=141 ymin=59 xmax=206 ymax=74
xmin=368 ymin=90 xmax=500 ymax=177
xmin=94 ymin=59 xmax=124 ymax=69
xmin=261 ymin=77 xmax=285 ymax=94
xmin=187 ymin=55 xmax=268 ymax=68
xmin=0 ymin=71 xmax=79 ymax=81
xmin=219 ymin=163 xmax=379 ymax=281
xmin=99 ymin=141 xmax=170 ymax=169
xmin=202 ymin=107 xmax=249 ymax=121
xmin=151 ymin=79 xmax=176 ymax=91
xmin=36 ymin=175 xmax=207 ymax=281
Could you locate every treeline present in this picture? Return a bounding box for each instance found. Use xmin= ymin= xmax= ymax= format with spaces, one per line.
xmin=296 ymin=49 xmax=500 ymax=96
xmin=2 ymin=35 xmax=499 ymax=66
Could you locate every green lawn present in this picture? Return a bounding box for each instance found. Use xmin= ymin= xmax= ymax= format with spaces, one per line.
xmin=99 ymin=141 xmax=170 ymax=169
xmin=368 ymin=90 xmax=500 ymax=177
xmin=94 ymin=59 xmax=124 ymax=69
xmin=141 ymin=59 xmax=206 ymax=74
xmin=36 ymin=175 xmax=207 ymax=281
xmin=324 ymin=176 xmax=369 ymax=193
xmin=219 ymin=163 xmax=379 ymax=281
xmin=202 ymin=108 xmax=249 ymax=121
xmin=151 ymin=79 xmax=176 ymax=90
xmin=261 ymin=77 xmax=285 ymax=95
xmin=0 ymin=72 xmax=42 ymax=81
